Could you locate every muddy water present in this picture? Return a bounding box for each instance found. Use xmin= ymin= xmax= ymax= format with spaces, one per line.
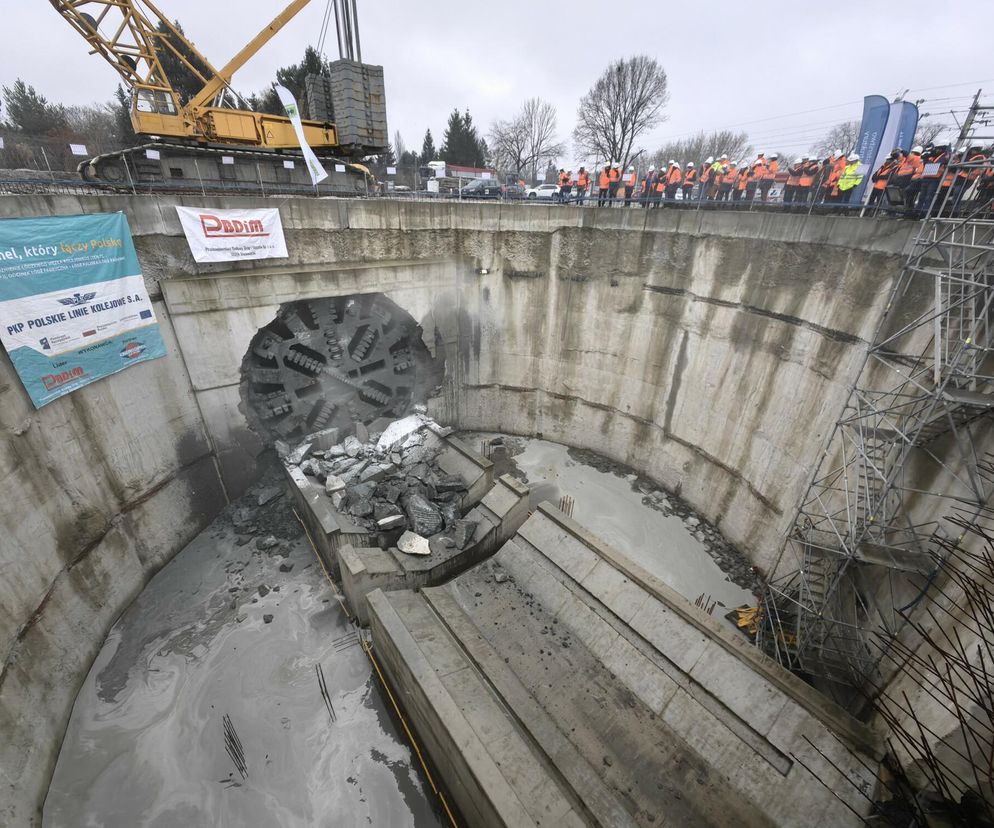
xmin=43 ymin=486 xmax=444 ymax=828
xmin=467 ymin=434 xmax=755 ymax=614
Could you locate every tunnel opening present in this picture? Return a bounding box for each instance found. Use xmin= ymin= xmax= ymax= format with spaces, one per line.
xmin=240 ymin=293 xmax=443 ymax=445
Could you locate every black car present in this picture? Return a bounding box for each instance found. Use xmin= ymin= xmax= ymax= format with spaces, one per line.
xmin=459 ymin=178 xmax=503 ymax=199
xmin=503 ymin=182 xmax=526 ymax=200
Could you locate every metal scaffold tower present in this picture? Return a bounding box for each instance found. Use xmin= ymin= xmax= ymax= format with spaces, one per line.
xmin=758 ymin=93 xmax=994 ymax=690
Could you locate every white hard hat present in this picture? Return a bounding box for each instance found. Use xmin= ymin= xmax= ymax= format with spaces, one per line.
xmin=758 ymin=151 xmax=765 ymax=156
xmin=847 ymin=153 xmax=859 ymax=162
xmin=801 ymin=154 xmax=809 ymax=160
xmin=687 ymin=161 xmax=695 ymax=167
xmin=648 ymin=165 xmax=655 ymax=171
xmin=669 ymin=159 xmax=676 ymax=165
xmin=705 ymin=156 xmax=714 ymax=164
xmin=720 ymin=153 xmax=728 ymax=159
xmin=674 ymin=161 xmax=681 ymax=167
xmin=770 ymin=153 xmax=779 ymax=159
xmin=912 ymin=145 xmax=923 ymax=154
xmin=835 ymin=148 xmax=843 ymax=156
xmin=628 ymin=165 xmax=634 ymax=170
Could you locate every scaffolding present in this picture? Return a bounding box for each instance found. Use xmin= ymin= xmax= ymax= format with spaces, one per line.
xmin=758 ymin=93 xmax=994 ymax=690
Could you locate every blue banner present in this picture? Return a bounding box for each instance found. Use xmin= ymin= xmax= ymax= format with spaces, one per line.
xmin=851 ymin=95 xmax=891 ymax=204
xmin=0 ymin=212 xmax=166 ymax=408
xmin=891 ymin=100 xmax=921 ymax=153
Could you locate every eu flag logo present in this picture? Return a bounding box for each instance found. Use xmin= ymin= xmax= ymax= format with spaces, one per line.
xmin=139 ymin=310 xmax=153 ymax=320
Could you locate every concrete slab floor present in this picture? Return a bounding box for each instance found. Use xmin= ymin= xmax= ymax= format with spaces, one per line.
xmin=42 ymin=474 xmax=446 ymax=828
xmin=462 ymin=433 xmax=756 ymax=617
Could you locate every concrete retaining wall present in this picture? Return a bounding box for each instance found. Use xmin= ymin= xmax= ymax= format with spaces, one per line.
xmin=0 ymin=194 xmax=919 ymax=824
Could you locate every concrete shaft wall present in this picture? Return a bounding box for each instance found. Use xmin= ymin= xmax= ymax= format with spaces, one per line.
xmin=0 ymin=194 xmax=915 ymax=825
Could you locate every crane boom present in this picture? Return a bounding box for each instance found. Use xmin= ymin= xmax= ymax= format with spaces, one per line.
xmin=47 ymin=0 xmax=338 ymax=151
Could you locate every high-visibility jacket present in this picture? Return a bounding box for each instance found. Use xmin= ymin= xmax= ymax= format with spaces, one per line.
xmin=750 ymin=158 xmax=766 ymax=178
xmin=710 ymin=161 xmax=724 ymax=178
xmin=961 ymin=150 xmax=988 ymax=180
xmin=941 ymin=157 xmax=959 ymax=189
xmin=655 ymin=173 xmax=667 ymax=193
xmin=786 ymin=164 xmax=803 ymax=187
xmin=799 ymin=162 xmax=820 ymax=187
xmin=736 ymin=168 xmax=750 ymax=190
xmin=766 ymin=159 xmax=779 ymax=179
xmin=608 ymin=167 xmax=621 ymax=184
xmin=640 ymin=173 xmax=653 ymax=193
xmin=683 ymin=168 xmax=698 ymax=185
xmin=599 ymin=169 xmax=610 ymax=189
xmin=577 ymin=171 xmax=589 ymax=189
xmin=624 ymin=172 xmax=636 ymax=187
xmin=722 ymin=166 xmax=738 ymax=185
xmin=922 ymin=151 xmax=949 ymax=179
xmin=667 ymin=167 xmax=682 ymax=186
xmin=837 ymin=162 xmax=864 ymax=191
xmin=872 ymin=160 xmax=898 ymax=190
xmin=558 ymin=171 xmax=567 ymax=186
xmin=896 ymin=153 xmax=924 ymax=179
xmin=563 ymin=173 xmax=573 ymax=186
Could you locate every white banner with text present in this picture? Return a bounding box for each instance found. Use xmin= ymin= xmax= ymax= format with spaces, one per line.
xmin=175 ymin=206 xmax=288 ymax=263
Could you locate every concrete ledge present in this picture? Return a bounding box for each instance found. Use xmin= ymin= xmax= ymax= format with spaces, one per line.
xmin=341 ymin=474 xmax=529 ymax=625
xmin=366 ymin=589 xmax=586 ymax=828
xmin=532 ymin=502 xmax=880 ymax=757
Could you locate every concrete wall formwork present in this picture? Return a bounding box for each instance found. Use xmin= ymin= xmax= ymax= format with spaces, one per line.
xmin=0 ymin=194 xmax=920 ymax=825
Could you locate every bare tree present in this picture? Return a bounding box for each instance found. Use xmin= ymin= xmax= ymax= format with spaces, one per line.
xmin=572 ymin=56 xmax=669 ymax=169
xmin=488 ymin=98 xmax=564 ymax=179
xmin=649 ymin=129 xmax=753 ymax=169
xmin=914 ymin=117 xmax=953 ymax=146
xmin=810 ymin=119 xmax=860 ymax=159
xmin=393 ymin=129 xmax=407 ymax=161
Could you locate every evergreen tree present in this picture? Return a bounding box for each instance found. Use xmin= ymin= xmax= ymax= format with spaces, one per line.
xmin=154 ymin=20 xmax=213 ymax=105
xmin=440 ymin=109 xmax=488 ymax=167
xmin=113 ymin=84 xmax=139 ymax=147
xmin=1 ymin=79 xmax=68 ymax=134
xmin=251 ymin=46 xmax=327 ymax=117
xmin=420 ymin=128 xmax=436 ymax=162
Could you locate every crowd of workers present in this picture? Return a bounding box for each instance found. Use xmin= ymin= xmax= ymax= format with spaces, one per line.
xmin=550 ymin=143 xmax=994 ymax=217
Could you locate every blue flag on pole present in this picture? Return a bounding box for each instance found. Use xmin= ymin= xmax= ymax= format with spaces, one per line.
xmin=851 ymin=95 xmax=891 ymax=205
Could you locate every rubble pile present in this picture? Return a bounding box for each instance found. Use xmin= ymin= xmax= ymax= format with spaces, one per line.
xmin=280 ymin=414 xmax=477 ymax=556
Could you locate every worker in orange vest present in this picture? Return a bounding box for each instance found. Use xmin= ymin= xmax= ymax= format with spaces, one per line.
xmin=623 ymin=165 xmax=637 ymax=206
xmin=759 ymin=153 xmax=778 ymax=202
xmin=746 ymin=152 xmax=766 ymax=202
xmin=783 ymin=156 xmax=804 ymax=206
xmin=917 ymin=145 xmax=950 ymax=218
xmin=576 ymin=167 xmax=590 ymax=205
xmin=823 ymin=150 xmax=848 ymax=204
xmin=682 ymin=162 xmax=697 ymax=204
xmin=717 ymin=161 xmax=737 ymax=202
xmin=950 ymin=145 xmax=988 ymax=214
xmin=639 ymin=165 xmax=656 ymax=207
xmin=664 ymin=161 xmax=682 ymax=204
xmin=868 ymin=150 xmax=901 ymax=209
xmin=732 ymin=163 xmax=750 ymax=205
xmin=608 ymin=163 xmax=622 ymax=204
xmin=597 ymin=165 xmax=611 ymax=206
xmin=893 ymin=145 xmax=925 ymax=216
xmin=798 ymin=156 xmax=820 ymax=206
xmin=699 ymin=157 xmax=714 ymax=203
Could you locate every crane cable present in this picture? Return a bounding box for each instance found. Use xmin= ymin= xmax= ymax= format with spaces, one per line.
xmin=316 ymin=0 xmax=334 ymax=60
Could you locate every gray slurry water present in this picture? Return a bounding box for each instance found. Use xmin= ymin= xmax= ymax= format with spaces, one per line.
xmin=43 ymin=480 xmax=444 ymax=828
xmin=465 ymin=433 xmax=756 ymax=615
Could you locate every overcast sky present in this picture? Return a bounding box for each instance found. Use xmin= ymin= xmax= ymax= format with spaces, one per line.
xmin=3 ymin=0 xmax=992 ymax=167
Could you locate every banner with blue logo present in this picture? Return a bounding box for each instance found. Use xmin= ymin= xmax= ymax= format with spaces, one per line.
xmin=0 ymin=212 xmax=166 ymax=408
xmin=868 ymin=100 xmax=921 ymax=195
xmin=851 ymin=95 xmax=891 ymax=204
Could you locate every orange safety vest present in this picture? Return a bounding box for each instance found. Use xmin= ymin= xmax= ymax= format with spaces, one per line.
xmin=655 ymin=171 xmax=667 ymax=193
xmin=962 ymin=151 xmax=987 ymax=180
xmin=722 ymin=167 xmax=738 ymax=185
xmin=897 ymin=153 xmax=924 ymax=179
xmin=764 ymin=159 xmax=778 ymax=179
xmin=564 ymin=173 xmax=573 ymax=186
xmin=799 ymin=162 xmax=819 ymax=187
xmin=598 ymin=169 xmax=610 ymax=188
xmin=786 ymin=164 xmax=803 ymax=187
xmin=683 ymin=168 xmax=697 ymax=185
xmin=608 ymin=167 xmax=621 ymax=184
xmin=667 ymin=167 xmax=682 ymax=186
xmin=750 ymin=158 xmax=766 ymax=177
xmin=623 ymin=171 xmax=636 ymax=187
xmin=736 ymin=168 xmax=750 ymax=190
xmin=557 ymin=171 xmax=566 ymax=186
xmin=873 ymin=160 xmax=897 ymax=190
xmin=577 ymin=171 xmax=589 ymax=189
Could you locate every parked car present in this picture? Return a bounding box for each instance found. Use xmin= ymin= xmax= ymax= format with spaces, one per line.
xmin=525 ymin=183 xmax=560 ymax=200
xmin=459 ymin=178 xmax=503 ymax=199
xmin=503 ymin=182 xmax=526 ymax=200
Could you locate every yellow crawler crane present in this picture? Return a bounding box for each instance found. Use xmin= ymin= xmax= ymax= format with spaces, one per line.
xmin=48 ymin=0 xmax=377 ymax=192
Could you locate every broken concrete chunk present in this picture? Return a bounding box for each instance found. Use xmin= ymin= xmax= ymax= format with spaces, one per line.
xmin=286 ymin=442 xmax=313 ymax=466
xmin=232 ymin=506 xmax=255 ymax=527
xmin=403 ymin=493 xmax=444 ymax=536
xmin=257 ymin=585 xmax=270 ymax=597
xmin=279 ymin=562 xmax=294 ymax=573
xmin=256 ymin=535 xmax=280 ymax=551
xmin=343 ymin=435 xmax=363 ymax=458
xmin=263 ymin=614 xmax=274 ymax=624
xmin=377 ymin=514 xmax=406 ymax=531
xmin=326 ymin=445 xmax=347 ymax=458
xmin=355 ymin=422 xmax=370 ymax=443
xmin=347 ymin=498 xmax=374 ymax=518
xmin=397 ymin=530 xmax=431 ymax=556
xmin=305 ymin=427 xmax=341 ymax=451
xmin=494 ymin=571 xmax=510 ymax=584
xmin=434 ymin=473 xmax=467 ymax=493
xmin=375 ymin=414 xmax=429 ymax=451
xmin=359 ymin=463 xmax=389 ymax=484
xmin=452 ymin=520 xmax=478 ymax=550
xmin=440 ymin=502 xmax=460 ymax=528
xmin=325 ymin=474 xmax=346 ymax=494
xmin=275 ymin=440 xmax=291 ymax=459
